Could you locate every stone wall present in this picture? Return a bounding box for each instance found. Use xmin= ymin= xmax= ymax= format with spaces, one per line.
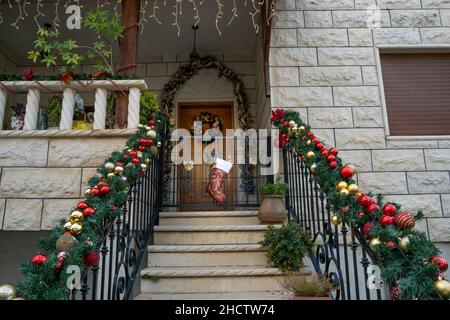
xmin=270 ymin=0 xmax=450 ymax=243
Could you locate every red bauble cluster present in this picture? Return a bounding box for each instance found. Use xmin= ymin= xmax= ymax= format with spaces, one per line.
xmin=362 ymin=222 xmax=374 ymax=237
xmin=340 ymin=166 xmax=355 ymax=179
xmin=429 ymin=256 xmax=448 ymax=272
xmin=139 ymin=138 xmax=153 ymax=147
xmin=32 ymin=254 xmax=48 ymax=265
xmin=377 ymin=203 xmax=397 ymax=228
xmin=90 ymin=180 xmax=110 ymax=196
xmin=270 ymin=109 xmax=286 ymax=123
xmin=358 ymin=194 xmax=380 ymax=214
xmin=77 ymin=201 xmax=96 ymax=217
xmin=325 ymin=148 xmax=339 ymax=169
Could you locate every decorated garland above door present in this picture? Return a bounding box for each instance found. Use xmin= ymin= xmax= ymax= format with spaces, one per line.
xmin=161 ymin=55 xmax=252 ymax=130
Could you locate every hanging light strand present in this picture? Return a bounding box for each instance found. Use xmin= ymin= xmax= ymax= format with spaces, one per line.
xmin=191 ymin=0 xmax=200 ymax=27
xmin=33 ymin=0 xmax=45 ymax=28
xmin=172 ymin=0 xmax=181 ymax=37
xmin=228 ymin=0 xmax=237 ymax=26
xmin=266 ymin=0 xmax=276 ymax=25
xmin=139 ymin=0 xmax=149 ymax=33
xmin=249 ymin=0 xmax=261 ymax=34
xmin=149 ymin=0 xmax=162 ymax=24
xmin=215 ymin=0 xmax=223 ymax=36
xmin=53 ymin=0 xmax=61 ymax=30
xmin=11 ymin=0 xmax=24 ymax=30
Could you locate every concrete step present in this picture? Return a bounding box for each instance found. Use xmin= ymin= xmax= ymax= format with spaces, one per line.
xmin=135 ymin=291 xmax=294 ymax=300
xmin=147 ymin=244 xmax=268 ymax=267
xmin=159 ymin=211 xmax=260 ymax=226
xmin=140 ymin=267 xmax=287 ymax=294
xmin=154 ymin=225 xmax=278 ymax=245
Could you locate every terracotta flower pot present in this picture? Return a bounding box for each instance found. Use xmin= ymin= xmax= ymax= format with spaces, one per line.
xmin=258 ymin=195 xmax=286 ymax=224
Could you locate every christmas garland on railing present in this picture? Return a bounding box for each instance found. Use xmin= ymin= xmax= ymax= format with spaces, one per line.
xmin=271 ymin=108 xmax=450 ymax=300
xmin=0 ymin=112 xmax=167 ymax=300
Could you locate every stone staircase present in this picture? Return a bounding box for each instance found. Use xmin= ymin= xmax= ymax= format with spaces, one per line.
xmin=135 ymin=211 xmax=297 ymax=300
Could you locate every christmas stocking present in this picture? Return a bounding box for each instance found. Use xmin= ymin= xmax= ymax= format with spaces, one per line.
xmin=207 ymin=158 xmax=233 ymax=203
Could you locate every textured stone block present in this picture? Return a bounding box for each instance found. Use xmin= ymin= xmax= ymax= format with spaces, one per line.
xmin=48 ymin=138 xmax=127 ymax=167
xmin=355 ymin=0 xmax=377 ymax=8
xmin=3 ymin=199 xmax=42 ymax=231
xmin=439 ymin=140 xmax=450 ymax=148
xmin=441 ymin=10 xmax=450 ymax=26
xmin=271 ymin=87 xmax=333 ymax=107
xmin=348 ymin=28 xmax=374 ymax=46
xmin=270 ymin=67 xmax=299 ymax=86
xmin=372 ymin=149 xmax=425 ymax=171
xmin=335 ymin=128 xmax=386 ymax=149
xmin=304 ymin=11 xmax=333 ymax=28
xmin=428 ymin=218 xmax=450 ymax=242
xmin=0 ymin=139 xmax=48 ymax=167
xmin=333 ymin=86 xmax=380 ymax=106
xmin=425 ymin=149 xmax=450 ymax=170
xmin=312 ymin=129 xmax=335 ymax=147
xmin=0 ymin=168 xmax=81 ymax=198
xmin=442 ymin=194 xmax=450 ymax=217
xmin=387 ymin=139 xmax=439 ymax=149
xmin=308 ymin=108 xmax=353 ymax=128
xmin=362 ymin=66 xmax=378 ymax=85
xmin=318 ymin=48 xmax=375 ymax=65
xmin=376 ymin=0 xmax=422 ymax=9
xmin=273 ymin=11 xmax=305 ymax=28
xmin=407 ymin=172 xmax=450 ymax=194
xmin=41 ymin=199 xmax=79 ymax=230
xmin=276 ymin=0 xmax=296 ymax=10
xmin=339 ymin=150 xmax=372 ymax=172
xmin=297 ymin=29 xmax=348 ymax=46
xmin=358 ymin=172 xmax=408 ymax=194
xmin=299 ymin=67 xmax=362 ymax=85
xmin=373 ymin=28 xmax=421 ymax=44
xmin=422 ymin=0 xmax=450 ymax=8
xmin=421 ymin=28 xmax=450 ymax=43
xmin=270 ymin=29 xmax=298 ymax=47
xmin=353 ymin=107 xmax=383 ymax=127
xmin=383 ymin=194 xmax=443 ymax=217
xmin=332 ymin=10 xmax=391 ymax=28
xmin=296 ymin=0 xmax=354 ymax=9
xmin=390 ymin=10 xmax=441 ymax=27
xmin=269 ymin=48 xmax=317 ymax=66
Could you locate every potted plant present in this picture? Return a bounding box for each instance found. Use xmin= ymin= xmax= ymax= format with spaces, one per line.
xmin=258 ymin=183 xmax=288 ymax=223
xmin=140 ymin=91 xmax=160 ymax=124
xmin=10 ymin=103 xmax=26 ymax=130
xmin=282 ymin=274 xmax=333 ymax=300
xmin=259 ymin=221 xmax=313 ymax=272
xmin=72 ymin=93 xmax=93 ymax=130
xmin=46 ymin=96 xmax=63 ymax=129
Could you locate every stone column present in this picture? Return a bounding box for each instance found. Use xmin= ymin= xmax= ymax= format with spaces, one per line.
xmin=60 ymin=88 xmax=76 ymax=130
xmin=0 ymin=88 xmax=7 ymax=129
xmin=94 ymin=87 xmax=108 ymax=130
xmin=23 ymin=88 xmax=40 ymax=130
xmin=127 ymin=87 xmax=140 ymax=128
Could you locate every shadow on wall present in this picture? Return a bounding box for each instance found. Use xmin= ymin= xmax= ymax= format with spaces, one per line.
xmin=0 ymin=231 xmax=51 ymax=284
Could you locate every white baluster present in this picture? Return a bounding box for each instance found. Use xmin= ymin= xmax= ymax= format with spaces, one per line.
xmin=0 ymin=88 xmax=7 ymax=130
xmin=60 ymin=88 xmax=75 ymax=130
xmin=94 ymin=87 xmax=107 ymax=130
xmin=23 ymin=88 xmax=40 ymax=130
xmin=127 ymin=87 xmax=140 ymax=128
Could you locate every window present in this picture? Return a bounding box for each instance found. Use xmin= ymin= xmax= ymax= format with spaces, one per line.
xmin=380 ymin=52 xmax=450 ymax=136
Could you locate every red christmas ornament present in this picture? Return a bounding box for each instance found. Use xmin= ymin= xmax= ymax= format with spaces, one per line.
xmin=111 ymin=204 xmax=118 ymax=211
xmin=368 ymin=203 xmax=380 ymax=214
xmin=281 ymin=134 xmax=287 ymax=140
xmin=282 ymin=121 xmax=289 ymax=127
xmin=300 ymin=155 xmax=305 ymax=161
xmin=149 ymin=120 xmax=155 ymax=126
xmin=77 ymin=202 xmax=89 ymax=211
xmin=358 ymin=212 xmax=365 ymax=218
xmin=129 ymin=150 xmax=137 ymax=157
xmin=132 ymin=158 xmax=140 ymax=164
xmin=340 ymin=166 xmax=355 ymax=179
xmin=97 ymin=180 xmax=107 ymax=188
xmin=84 ymin=251 xmax=100 ymax=267
xmin=329 ymin=148 xmax=338 ymax=156
xmin=329 ymin=161 xmax=338 ymax=169
xmin=99 ymin=186 xmax=110 ymax=195
xmin=327 ymin=155 xmax=336 ymax=162
xmin=321 ymin=150 xmax=329 ymax=157
xmin=387 ymin=242 xmax=395 ymax=248
xmin=139 ymin=146 xmax=145 ymax=151
xmin=116 ymin=162 xmax=124 ymax=167
xmin=359 ymin=195 xmax=371 ymax=207
xmin=362 ymin=222 xmax=374 ymax=238
xmin=83 ymin=207 xmax=95 ymax=216
xmin=316 ymin=143 xmax=324 ymax=150
xmin=394 ymin=212 xmax=415 ymax=230
xmin=284 ymin=137 xmax=290 ymax=143
xmin=32 ymin=254 xmax=48 ymax=265
xmin=306 ymin=131 xmax=314 ymax=137
xmin=383 ymin=204 xmax=397 ymax=217
xmin=380 ymin=215 xmax=395 ymax=227
xmin=90 ymin=188 xmax=100 ymax=196
xmin=430 ymin=256 xmax=448 ymax=272
xmin=312 ymin=137 xmax=319 ymax=144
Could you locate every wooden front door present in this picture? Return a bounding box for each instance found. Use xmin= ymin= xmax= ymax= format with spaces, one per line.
xmin=177 ymin=102 xmax=235 ymax=210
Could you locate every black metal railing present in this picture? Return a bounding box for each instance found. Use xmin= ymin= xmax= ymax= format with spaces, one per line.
xmin=70 ymin=137 xmax=165 ymax=300
xmin=283 ymin=145 xmax=386 ymax=300
xmin=161 ymin=136 xmax=273 ymax=210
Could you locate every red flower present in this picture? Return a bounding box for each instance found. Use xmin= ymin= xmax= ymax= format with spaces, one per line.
xmin=22 ymin=69 xmax=35 ymax=81
xmin=60 ymin=71 xmax=74 ymax=84
xmin=32 ymin=254 xmax=48 ymax=265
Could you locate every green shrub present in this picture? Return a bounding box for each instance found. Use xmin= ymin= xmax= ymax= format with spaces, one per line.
xmin=259 ymin=183 xmax=288 ymax=196
xmin=259 ymin=221 xmax=313 ymax=272
xmin=140 ymin=91 xmax=160 ymax=124
xmin=46 ymin=96 xmax=63 ymax=126
xmin=282 ymin=274 xmax=333 ymax=297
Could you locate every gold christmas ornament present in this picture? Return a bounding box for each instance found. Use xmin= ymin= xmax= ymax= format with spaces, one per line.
xmin=84 ymin=188 xmax=91 ymax=197
xmin=0 ymin=284 xmax=16 ymax=300
xmin=107 ymin=172 xmax=115 ymax=179
xmin=369 ymin=237 xmax=382 ymax=250
xmin=306 ymin=151 xmax=315 ymax=159
xmin=157 ymin=141 xmax=162 ymax=147
xmin=310 ymin=163 xmax=317 ymax=173
xmin=347 ymin=184 xmax=359 ymax=193
xmin=70 ymin=223 xmax=83 ymax=235
xmin=398 ymin=236 xmax=410 ymax=251
xmin=104 ymin=162 xmax=115 ymax=172
xmin=141 ymin=164 xmax=147 ymax=171
xmin=289 ymin=120 xmax=296 ymax=127
xmin=339 ymin=189 xmax=350 ymax=197
xmin=299 ymin=126 xmax=305 ymax=131
xmin=12 ymin=297 xmax=25 ymax=300
xmin=70 ymin=210 xmax=84 ymax=223
xmin=336 ymin=181 xmax=348 ymax=191
xmin=145 ymin=126 xmax=151 ymax=130
xmin=306 ymin=139 xmax=312 ymax=146
xmin=434 ymin=280 xmax=450 ymax=299
xmin=137 ymin=151 xmax=143 ymax=158
xmin=56 ymin=233 xmax=77 ymax=252
xmin=145 ymin=158 xmax=151 ymax=164
xmin=64 ymin=221 xmax=72 ymax=231
xmin=114 ymin=166 xmax=124 ymax=175
xmin=137 ymin=124 xmax=144 ymax=129
xmin=147 ymin=130 xmax=157 ymax=139
xmin=331 ymin=215 xmax=341 ymax=226
xmin=355 ymin=191 xmax=364 ymax=200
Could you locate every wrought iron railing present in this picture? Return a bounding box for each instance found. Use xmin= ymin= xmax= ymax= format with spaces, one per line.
xmin=70 ymin=135 xmax=165 ymax=300
xmin=283 ymin=145 xmax=386 ymax=300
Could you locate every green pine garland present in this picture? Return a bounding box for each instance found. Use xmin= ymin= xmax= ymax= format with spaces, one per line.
xmin=271 ymin=108 xmax=446 ymax=300
xmin=14 ymin=111 xmax=168 ymax=300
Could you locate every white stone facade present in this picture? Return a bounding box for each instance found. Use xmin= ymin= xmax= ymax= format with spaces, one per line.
xmin=270 ymin=0 xmax=450 ymax=243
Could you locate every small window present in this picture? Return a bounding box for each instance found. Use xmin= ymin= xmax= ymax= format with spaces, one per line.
xmin=380 ymin=52 xmax=450 ymax=136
